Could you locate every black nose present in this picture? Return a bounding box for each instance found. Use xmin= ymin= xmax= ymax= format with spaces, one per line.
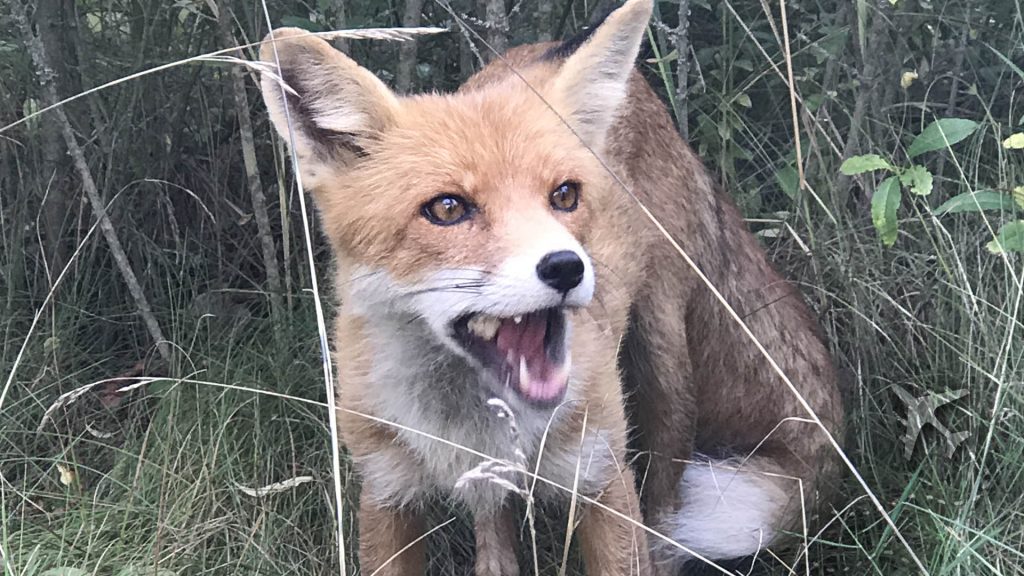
xmin=536 ymin=250 xmax=585 ymax=294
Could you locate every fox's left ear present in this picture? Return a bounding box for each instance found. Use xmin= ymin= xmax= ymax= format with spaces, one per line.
xmin=549 ymin=0 xmax=652 ymax=147
xmin=258 ymin=28 xmax=400 ymax=182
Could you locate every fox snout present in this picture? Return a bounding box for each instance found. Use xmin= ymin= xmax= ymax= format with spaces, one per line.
xmin=536 ymin=250 xmax=585 ymax=294
xmin=489 ymin=233 xmax=595 ymax=315
xmin=344 ymin=232 xmax=596 ymax=407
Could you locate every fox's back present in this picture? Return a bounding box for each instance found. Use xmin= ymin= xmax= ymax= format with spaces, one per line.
xmin=465 ymin=39 xmax=843 ymax=487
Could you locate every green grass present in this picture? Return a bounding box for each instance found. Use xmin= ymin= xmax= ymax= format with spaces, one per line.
xmin=3 ymin=304 xmax=344 ymax=574
xmin=6 ymin=201 xmax=1021 ymax=575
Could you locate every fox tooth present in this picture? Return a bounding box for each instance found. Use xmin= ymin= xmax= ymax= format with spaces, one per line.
xmin=467 ymin=314 xmax=499 ymax=340
xmin=513 ymin=315 xmax=523 ymax=324
xmin=519 ymin=355 xmax=530 ymax=392
xmin=467 ymin=315 xmax=484 ymax=337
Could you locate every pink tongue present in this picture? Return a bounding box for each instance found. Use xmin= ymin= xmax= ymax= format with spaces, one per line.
xmin=494 ymin=313 xmax=565 ymax=402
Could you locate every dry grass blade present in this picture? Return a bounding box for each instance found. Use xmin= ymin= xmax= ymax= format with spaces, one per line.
xmin=258 ymin=8 xmax=350 ymax=575
xmin=36 ymin=377 xmax=162 ymax=432
xmin=311 ymin=26 xmax=448 ymax=42
xmin=369 ymin=518 xmax=457 ymax=576
xmin=234 ymin=476 xmax=316 ymax=497
xmin=558 ymin=408 xmax=588 ymax=576
xmin=777 ymin=0 xmax=806 ymax=198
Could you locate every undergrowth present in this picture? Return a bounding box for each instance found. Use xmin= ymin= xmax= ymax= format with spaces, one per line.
xmin=2 ymin=0 xmax=1023 ymax=574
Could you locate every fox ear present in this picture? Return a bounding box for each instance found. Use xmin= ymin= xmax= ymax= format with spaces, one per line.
xmin=258 ymin=28 xmax=399 ymax=175
xmin=549 ymin=0 xmax=652 ymax=147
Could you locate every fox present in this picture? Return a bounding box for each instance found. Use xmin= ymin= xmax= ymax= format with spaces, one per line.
xmin=256 ymin=0 xmax=844 ymax=574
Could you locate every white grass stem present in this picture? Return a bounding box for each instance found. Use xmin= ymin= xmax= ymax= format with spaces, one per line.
xmin=259 ymin=12 xmax=349 ymax=573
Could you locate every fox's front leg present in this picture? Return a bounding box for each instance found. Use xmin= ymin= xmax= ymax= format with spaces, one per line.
xmin=578 ymin=466 xmax=651 ymax=576
xmin=475 ymin=505 xmax=519 ymax=576
xmin=358 ymin=496 xmax=426 ymax=576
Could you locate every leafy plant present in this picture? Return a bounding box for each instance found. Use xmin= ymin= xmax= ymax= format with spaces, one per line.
xmin=842 ymin=118 xmax=1023 ymax=252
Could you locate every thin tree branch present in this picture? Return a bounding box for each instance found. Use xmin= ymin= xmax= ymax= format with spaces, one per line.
xmin=673 ymin=0 xmax=691 ymax=141
xmin=396 ymin=0 xmax=426 ymax=92
xmin=217 ymin=5 xmax=286 ymax=329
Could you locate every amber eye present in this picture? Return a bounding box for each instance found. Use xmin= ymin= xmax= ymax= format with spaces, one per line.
xmin=550 ymin=181 xmax=580 ymax=212
xmin=422 ymin=194 xmax=473 ymax=226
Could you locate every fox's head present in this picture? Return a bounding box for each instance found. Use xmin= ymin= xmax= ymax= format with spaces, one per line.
xmin=259 ymin=0 xmax=652 ymax=408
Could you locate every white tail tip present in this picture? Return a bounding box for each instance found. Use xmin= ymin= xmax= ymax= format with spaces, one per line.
xmin=652 ymin=457 xmax=795 ymax=567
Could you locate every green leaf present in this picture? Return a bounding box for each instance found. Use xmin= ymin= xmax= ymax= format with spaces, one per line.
xmin=872 ymin=176 xmax=902 ymax=246
xmin=983 ymin=41 xmax=1024 ymax=83
xmin=817 ymin=28 xmax=849 ymax=60
xmin=908 ymin=118 xmax=979 ymax=158
xmin=734 ymin=93 xmax=752 ymax=108
xmin=804 ymin=93 xmax=825 ymax=112
xmin=645 ymin=49 xmax=678 ymax=64
xmin=987 ymin=221 xmax=1024 ymax=254
xmin=775 ymin=165 xmax=800 ymax=200
xmin=22 ymin=98 xmax=39 ymax=131
xmin=85 ymin=12 xmax=103 ymax=32
xmin=935 ymin=190 xmax=1017 ymax=215
xmin=42 ymin=570 xmax=90 ymax=576
xmin=840 ymin=154 xmax=893 ymax=175
xmin=900 ymin=165 xmax=934 ymax=196
xmin=1003 ymin=133 xmax=1024 ymax=149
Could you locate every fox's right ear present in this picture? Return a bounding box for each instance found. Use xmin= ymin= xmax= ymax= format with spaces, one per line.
xmin=258 ymin=28 xmax=400 ymax=175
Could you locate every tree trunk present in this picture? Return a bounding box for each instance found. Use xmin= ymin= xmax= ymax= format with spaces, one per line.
xmin=395 ymin=0 xmax=425 ymax=92
xmin=332 ymin=0 xmax=350 ymax=53
xmin=216 ymin=6 xmax=286 ymax=330
xmin=536 ymin=0 xmax=553 ymax=42
xmin=479 ymin=0 xmax=508 ymax=60
xmin=673 ymin=0 xmax=691 ymax=141
xmin=31 ymin=0 xmax=78 ymax=279
xmin=836 ymin=0 xmax=893 ymax=204
xmin=935 ymin=6 xmax=971 ymax=187
xmin=456 ymin=0 xmax=484 ymax=79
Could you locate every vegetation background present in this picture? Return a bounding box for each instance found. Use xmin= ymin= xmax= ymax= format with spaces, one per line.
xmin=2 ymin=0 xmax=1022 ymax=574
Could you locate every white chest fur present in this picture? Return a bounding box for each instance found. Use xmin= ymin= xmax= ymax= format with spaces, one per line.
xmin=352 ymin=317 xmax=616 ymax=515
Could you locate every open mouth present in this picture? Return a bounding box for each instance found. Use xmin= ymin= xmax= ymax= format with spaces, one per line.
xmin=452 ymin=308 xmax=571 ymax=406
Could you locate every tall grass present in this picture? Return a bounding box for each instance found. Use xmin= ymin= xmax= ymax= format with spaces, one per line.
xmin=2 ymin=0 xmax=1023 ymax=574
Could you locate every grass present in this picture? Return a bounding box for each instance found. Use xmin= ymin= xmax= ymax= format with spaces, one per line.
xmin=7 ymin=202 xmax=1021 ymax=575
xmin=3 ymin=0 xmax=1024 ymax=574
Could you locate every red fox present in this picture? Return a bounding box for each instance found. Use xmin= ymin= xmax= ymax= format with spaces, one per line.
xmin=258 ymin=0 xmax=844 ymax=573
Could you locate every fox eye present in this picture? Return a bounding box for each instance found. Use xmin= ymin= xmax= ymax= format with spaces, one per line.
xmin=422 ymin=194 xmax=473 ymax=226
xmin=550 ymin=181 xmax=580 ymax=212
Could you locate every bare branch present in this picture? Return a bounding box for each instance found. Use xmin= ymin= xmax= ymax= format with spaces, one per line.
xmin=216 ymin=5 xmax=286 ymax=330
xmin=396 ymin=0 xmax=426 ymax=92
